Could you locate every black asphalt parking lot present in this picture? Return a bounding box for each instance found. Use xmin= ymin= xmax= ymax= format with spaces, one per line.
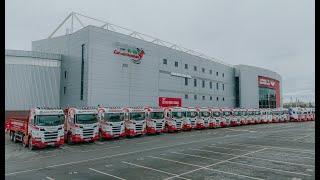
xmin=5 ymin=121 xmax=315 ymax=180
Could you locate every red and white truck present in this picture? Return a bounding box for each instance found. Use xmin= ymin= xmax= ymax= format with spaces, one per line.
xmin=272 ymin=109 xmax=282 ymax=123
xmin=184 ymin=107 xmax=198 ymax=129
xmin=209 ymin=108 xmax=224 ymax=128
xmin=221 ymin=108 xmax=233 ymax=126
xmin=266 ymin=109 xmax=273 ymax=123
xmin=196 ymin=107 xmax=212 ymax=129
xmin=259 ymin=109 xmax=267 ymax=123
xmin=289 ymin=108 xmax=302 ymax=122
xmin=97 ymin=107 xmax=125 ymax=140
xmin=246 ymin=108 xmax=256 ymax=125
xmin=164 ymin=107 xmax=184 ymax=132
xmin=253 ymin=109 xmax=261 ymax=124
xmin=64 ymin=107 xmax=99 ymax=144
xmin=8 ymin=107 xmax=65 ymax=150
xmin=123 ymin=107 xmax=147 ymax=137
xmin=181 ymin=108 xmax=192 ymax=131
xmin=144 ymin=107 xmax=166 ymax=134
xmin=233 ymin=108 xmax=247 ymax=126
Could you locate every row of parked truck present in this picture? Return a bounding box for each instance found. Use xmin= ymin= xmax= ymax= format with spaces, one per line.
xmin=6 ymin=106 xmax=315 ymax=150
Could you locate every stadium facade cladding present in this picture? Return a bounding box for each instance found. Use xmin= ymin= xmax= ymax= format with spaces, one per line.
xmin=5 ymin=25 xmax=282 ymax=114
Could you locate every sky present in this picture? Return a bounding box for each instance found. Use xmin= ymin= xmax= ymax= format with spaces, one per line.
xmin=5 ymin=0 xmax=315 ymax=103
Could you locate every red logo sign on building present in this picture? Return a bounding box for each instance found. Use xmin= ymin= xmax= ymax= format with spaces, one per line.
xmin=159 ymin=97 xmax=182 ymax=107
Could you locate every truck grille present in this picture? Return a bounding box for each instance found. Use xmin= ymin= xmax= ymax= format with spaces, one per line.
xmin=191 ymin=120 xmax=195 ymax=127
xmin=216 ymin=120 xmax=220 ymax=124
xmin=204 ymin=120 xmax=208 ymax=127
xmin=112 ymin=126 xmax=121 ymax=135
xmin=44 ymin=131 xmax=58 ymax=142
xmin=156 ymin=123 xmax=163 ymax=130
xmin=83 ymin=128 xmax=94 ymax=138
xmin=136 ymin=124 xmax=143 ymax=132
xmin=226 ymin=119 xmax=230 ymax=123
xmin=176 ymin=121 xmax=182 ymax=130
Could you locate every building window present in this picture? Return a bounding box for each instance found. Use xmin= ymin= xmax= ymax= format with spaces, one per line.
xmin=194 ymin=79 xmax=197 ymax=87
xmin=259 ymin=87 xmax=276 ymax=108
xmin=185 ymin=64 xmax=188 ymax=69
xmin=64 ymin=86 xmax=66 ymax=94
xmin=202 ymin=68 xmax=205 ymax=73
xmin=175 ymin=62 xmax=178 ymax=67
xmin=210 ymin=70 xmax=212 ymax=74
xmin=194 ymin=66 xmax=197 ymax=71
xmin=216 ymin=72 xmax=219 ymax=76
xmin=216 ymin=83 xmax=219 ymax=90
xmin=202 ymin=80 xmax=205 ymax=88
xmin=223 ymin=97 xmax=225 ymax=101
xmin=185 ymin=94 xmax=188 ymax=99
xmin=185 ymin=78 xmax=188 ymax=86
xmin=194 ymin=95 xmax=197 ymax=100
xmin=80 ymin=44 xmax=85 ymax=100
xmin=64 ymin=71 xmax=67 ymax=79
xmin=210 ymin=82 xmax=212 ymax=89
xmin=210 ymin=96 xmax=212 ymax=100
xmin=222 ymin=73 xmax=224 ymax=77
xmin=223 ymin=84 xmax=225 ymax=91
xmin=163 ymin=59 xmax=167 ymax=64
xmin=217 ymin=97 xmax=219 ymax=101
xmin=202 ymin=96 xmax=205 ymax=100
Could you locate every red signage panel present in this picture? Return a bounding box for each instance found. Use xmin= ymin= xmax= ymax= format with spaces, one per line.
xmin=258 ymin=76 xmax=280 ymax=108
xmin=159 ymin=97 xmax=182 ymax=107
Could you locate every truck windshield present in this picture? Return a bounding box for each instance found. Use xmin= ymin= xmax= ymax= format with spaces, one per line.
xmin=303 ymin=112 xmax=308 ymax=114
xmin=249 ymin=111 xmax=254 ymax=115
xmin=212 ymin=111 xmax=221 ymax=117
xmin=130 ymin=112 xmax=145 ymax=121
xmin=105 ymin=113 xmax=124 ymax=122
xmin=35 ymin=115 xmax=64 ymax=126
xmin=76 ymin=114 xmax=98 ymax=124
xmin=255 ymin=111 xmax=261 ymax=115
xmin=200 ymin=111 xmax=210 ymax=117
xmin=234 ymin=111 xmax=241 ymax=116
xmin=172 ymin=112 xmax=183 ymax=118
xmin=223 ymin=111 xmax=231 ymax=116
xmin=187 ymin=111 xmax=198 ymax=118
xmin=151 ymin=112 xmax=164 ymax=119
xmin=242 ymin=111 xmax=248 ymax=116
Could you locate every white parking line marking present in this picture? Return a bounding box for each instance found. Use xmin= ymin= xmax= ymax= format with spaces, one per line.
xmin=203 ymin=145 xmax=248 ymax=152
xmin=163 ymin=148 xmax=267 ymax=180
xmin=136 ymin=140 xmax=160 ymax=144
xmin=121 ymin=161 xmax=191 ymax=180
xmin=292 ymin=134 xmax=314 ymax=141
xmin=189 ymin=148 xmax=314 ymax=168
xmin=5 ymin=132 xmax=253 ymax=176
xmin=80 ymin=146 xmax=120 ymax=153
xmin=227 ymin=129 xmax=257 ymax=133
xmin=170 ymin=152 xmax=311 ymax=176
xmin=228 ymin=143 xmax=315 ymax=154
xmin=46 ymin=177 xmax=54 ymax=180
xmin=89 ymin=168 xmax=126 ymax=180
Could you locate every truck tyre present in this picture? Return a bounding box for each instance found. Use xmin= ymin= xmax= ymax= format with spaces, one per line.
xmin=13 ymin=133 xmax=17 ymax=143
xmin=22 ymin=135 xmax=27 ymax=148
xmin=10 ymin=131 xmax=14 ymax=142
xmin=29 ymin=138 xmax=35 ymax=150
xmin=98 ymin=131 xmax=104 ymax=141
xmin=67 ymin=134 xmax=73 ymax=145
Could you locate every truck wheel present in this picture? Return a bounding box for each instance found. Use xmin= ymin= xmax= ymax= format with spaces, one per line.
xmin=13 ymin=133 xmax=17 ymax=143
xmin=67 ymin=134 xmax=73 ymax=145
xmin=28 ymin=138 xmax=35 ymax=150
xmin=98 ymin=131 xmax=104 ymax=141
xmin=22 ymin=135 xmax=27 ymax=148
xmin=10 ymin=131 xmax=14 ymax=142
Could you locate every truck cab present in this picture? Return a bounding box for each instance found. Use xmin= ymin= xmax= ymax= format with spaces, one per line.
xmin=272 ymin=109 xmax=280 ymax=123
xmin=123 ymin=107 xmax=147 ymax=137
xmin=196 ymin=107 xmax=211 ymax=129
xmin=210 ymin=108 xmax=224 ymax=128
xmin=266 ymin=109 xmax=273 ymax=123
xmin=260 ymin=109 xmax=267 ymax=123
xmin=98 ymin=107 xmax=125 ymax=140
xmin=9 ymin=107 xmax=65 ymax=150
xmin=181 ymin=108 xmax=192 ymax=131
xmin=247 ymin=109 xmax=255 ymax=125
xmin=164 ymin=107 xmax=184 ymax=132
xmin=232 ymin=108 xmax=245 ymax=126
xmin=64 ymin=107 xmax=99 ymax=144
xmin=283 ymin=108 xmax=289 ymax=122
xmin=185 ymin=107 xmax=197 ymax=129
xmin=221 ymin=108 xmax=233 ymax=126
xmin=254 ymin=109 xmax=261 ymax=124
xmin=289 ymin=108 xmax=302 ymax=122
xmin=144 ymin=107 xmax=166 ymax=134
